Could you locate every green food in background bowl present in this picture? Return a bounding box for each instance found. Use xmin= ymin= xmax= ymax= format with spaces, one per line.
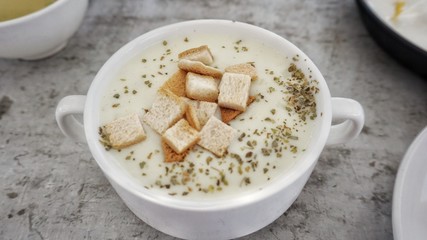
xmin=0 ymin=0 xmax=56 ymax=22
xmin=0 ymin=0 xmax=88 ymax=60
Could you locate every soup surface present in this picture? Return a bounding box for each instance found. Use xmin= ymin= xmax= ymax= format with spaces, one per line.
xmin=99 ymin=33 xmax=320 ymax=200
xmin=0 ymin=0 xmax=55 ymax=22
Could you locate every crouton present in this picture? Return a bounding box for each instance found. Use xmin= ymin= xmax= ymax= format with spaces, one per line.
xmin=162 ymin=140 xmax=189 ymax=162
xmin=185 ymin=104 xmax=201 ymax=130
xmin=218 ymin=73 xmax=251 ymax=111
xmin=101 ymin=113 xmax=146 ymax=149
xmin=225 ymin=63 xmax=258 ymax=80
xmin=142 ymin=89 xmax=186 ymax=134
xmin=178 ymin=45 xmax=214 ymax=65
xmin=198 ymin=117 xmax=236 ymax=157
xmin=178 ymin=59 xmax=223 ymax=79
xmin=220 ymin=96 xmax=256 ymax=123
xmin=181 ymin=97 xmax=218 ymax=127
xmin=160 ymin=69 xmax=187 ymax=97
xmin=188 ymin=99 xmax=218 ymax=127
xmin=186 ymin=72 xmax=219 ymax=102
xmin=162 ymin=119 xmax=199 ymax=154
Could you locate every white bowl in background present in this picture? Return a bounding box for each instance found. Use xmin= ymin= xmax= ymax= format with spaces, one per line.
xmin=0 ymin=0 xmax=88 ymax=60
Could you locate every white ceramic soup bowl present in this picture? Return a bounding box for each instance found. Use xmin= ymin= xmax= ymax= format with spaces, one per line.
xmin=56 ymin=20 xmax=364 ymax=240
xmin=0 ymin=0 xmax=88 ymax=60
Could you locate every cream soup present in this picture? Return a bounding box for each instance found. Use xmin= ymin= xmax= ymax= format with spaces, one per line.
xmin=99 ymin=34 xmax=320 ymax=200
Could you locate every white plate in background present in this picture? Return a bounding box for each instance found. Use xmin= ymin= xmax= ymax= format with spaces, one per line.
xmin=393 ymin=126 xmax=427 ymax=240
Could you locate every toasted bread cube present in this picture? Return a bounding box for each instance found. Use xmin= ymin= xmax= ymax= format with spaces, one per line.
xmin=178 ymin=45 xmax=214 ymax=65
xmin=185 ymin=104 xmax=201 ymax=130
xmin=143 ymin=89 xmax=186 ymax=134
xmin=218 ymin=73 xmax=251 ymax=111
xmin=163 ymin=119 xmax=199 ymax=154
xmin=225 ymin=63 xmax=258 ymax=80
xmin=188 ymin=99 xmax=218 ymax=127
xmin=178 ymin=59 xmax=223 ymax=79
xmin=160 ymin=69 xmax=187 ymax=97
xmin=198 ymin=117 xmax=236 ymax=157
xmin=220 ymin=96 xmax=256 ymax=123
xmin=102 ymin=113 xmax=146 ymax=149
xmin=186 ymin=72 xmax=219 ymax=102
xmin=182 ymin=97 xmax=218 ymax=127
xmin=162 ymin=140 xmax=190 ymax=162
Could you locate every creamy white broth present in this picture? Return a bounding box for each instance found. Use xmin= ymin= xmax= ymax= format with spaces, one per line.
xmin=366 ymin=0 xmax=427 ymax=51
xmin=99 ymin=34 xmax=319 ymax=200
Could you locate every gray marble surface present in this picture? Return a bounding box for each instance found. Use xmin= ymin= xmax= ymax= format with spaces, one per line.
xmin=1 ymin=0 xmax=427 ymax=239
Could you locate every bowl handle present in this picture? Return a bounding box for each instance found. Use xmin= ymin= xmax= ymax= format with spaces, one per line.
xmin=55 ymin=95 xmax=86 ymax=143
xmin=326 ymin=97 xmax=364 ymax=145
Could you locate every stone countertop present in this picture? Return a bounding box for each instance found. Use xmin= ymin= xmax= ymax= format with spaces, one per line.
xmin=1 ymin=0 xmax=426 ymax=239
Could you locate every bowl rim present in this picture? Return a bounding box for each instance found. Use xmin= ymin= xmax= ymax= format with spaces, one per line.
xmin=356 ymin=0 xmax=427 ymax=58
xmin=0 ymin=0 xmax=68 ymax=27
xmin=84 ymin=19 xmax=332 ymax=211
